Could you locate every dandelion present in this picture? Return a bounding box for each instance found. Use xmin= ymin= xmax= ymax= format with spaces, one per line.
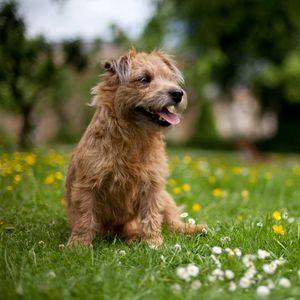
xmin=239 ymin=276 xmax=251 ymax=288
xmin=180 ymin=212 xmax=188 ymax=218
xmin=173 ymin=187 xmax=181 ymax=194
xmin=212 ymin=246 xmax=222 ymax=255
xmin=241 ymin=190 xmax=249 ymax=199
xmin=186 ymin=264 xmax=199 ymax=277
xmin=173 ymin=244 xmax=182 ymax=251
xmin=228 ymin=281 xmax=237 ymax=292
xmin=256 ymin=286 xmax=270 ymax=297
xmin=25 ymin=154 xmax=36 ymax=165
xmin=272 ymin=224 xmax=284 ymax=236
xmin=44 ymin=174 xmax=55 ymax=185
xmin=225 ymin=270 xmax=234 ymax=280
xmin=232 ymin=166 xmax=241 ymax=174
xmin=188 ymin=218 xmax=196 ymax=225
xmin=176 ymin=267 xmax=190 ymax=281
xmin=182 ymin=183 xmax=190 ymax=192
xmin=191 ymin=280 xmax=202 ymax=290
xmin=272 ymin=211 xmax=281 ymax=221
xmin=192 ymin=203 xmax=201 ymax=212
xmin=278 ymin=278 xmax=291 ymax=288
xmin=257 ymin=249 xmax=270 ymax=259
xmin=54 ymin=171 xmax=63 ymax=180
xmin=212 ymin=188 xmax=223 ymax=197
xmin=14 ymin=174 xmax=21 ymax=184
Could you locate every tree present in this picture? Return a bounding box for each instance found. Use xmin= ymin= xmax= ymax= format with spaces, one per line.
xmin=0 ymin=1 xmax=58 ymax=148
xmin=142 ymin=0 xmax=300 ymax=151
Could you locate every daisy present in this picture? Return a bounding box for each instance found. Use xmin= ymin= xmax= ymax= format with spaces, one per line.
xmin=188 ymin=218 xmax=196 ymax=225
xmin=191 ymin=280 xmax=202 ymax=290
xmin=278 ymin=278 xmax=291 ymax=288
xmin=239 ymin=276 xmax=251 ymax=288
xmin=256 ymin=285 xmax=270 ymax=297
xmin=212 ymin=246 xmax=222 ymax=255
xmin=180 ymin=212 xmax=188 ymax=218
xmin=187 ymin=264 xmax=199 ymax=277
xmin=173 ymin=244 xmax=182 ymax=251
xmin=176 ymin=267 xmax=190 ymax=281
xmin=228 ymin=281 xmax=237 ymax=292
xmin=225 ymin=270 xmax=234 ymax=280
xmin=262 ymin=263 xmax=277 ymax=274
xmin=257 ymin=249 xmax=270 ymax=259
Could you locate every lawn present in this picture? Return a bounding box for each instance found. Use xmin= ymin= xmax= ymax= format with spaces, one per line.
xmin=1 ymin=149 xmax=300 ymax=300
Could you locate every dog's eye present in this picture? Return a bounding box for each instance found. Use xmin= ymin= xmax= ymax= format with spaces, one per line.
xmin=139 ymin=74 xmax=152 ymax=84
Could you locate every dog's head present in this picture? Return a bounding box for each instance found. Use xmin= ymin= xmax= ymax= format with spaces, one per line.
xmin=96 ymin=48 xmax=187 ymax=129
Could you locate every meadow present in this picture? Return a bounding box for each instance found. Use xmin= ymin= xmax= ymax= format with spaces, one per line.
xmin=0 ymin=149 xmax=300 ymax=300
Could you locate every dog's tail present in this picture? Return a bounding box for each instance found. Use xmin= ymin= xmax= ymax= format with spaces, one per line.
xmin=161 ymin=191 xmax=208 ymax=234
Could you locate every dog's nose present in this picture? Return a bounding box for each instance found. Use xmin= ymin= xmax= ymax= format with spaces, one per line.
xmin=169 ymin=89 xmax=183 ymax=104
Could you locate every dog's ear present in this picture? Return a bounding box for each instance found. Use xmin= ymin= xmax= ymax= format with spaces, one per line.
xmin=104 ymin=52 xmax=134 ymax=83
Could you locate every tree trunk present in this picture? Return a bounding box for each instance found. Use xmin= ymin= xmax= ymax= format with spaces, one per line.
xmin=19 ymin=105 xmax=33 ymax=149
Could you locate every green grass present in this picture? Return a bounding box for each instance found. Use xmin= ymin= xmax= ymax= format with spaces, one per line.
xmin=1 ymin=149 xmax=300 ymax=300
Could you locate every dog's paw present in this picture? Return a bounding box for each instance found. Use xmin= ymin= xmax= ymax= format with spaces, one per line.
xmin=67 ymin=235 xmax=92 ymax=248
xmin=146 ymin=235 xmax=163 ymax=249
xmin=197 ymin=224 xmax=208 ymax=235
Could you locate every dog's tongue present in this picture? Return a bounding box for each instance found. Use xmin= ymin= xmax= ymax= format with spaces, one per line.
xmin=158 ymin=107 xmax=180 ymax=125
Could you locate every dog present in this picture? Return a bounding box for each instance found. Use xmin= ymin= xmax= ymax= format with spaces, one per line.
xmin=65 ymin=49 xmax=207 ymax=247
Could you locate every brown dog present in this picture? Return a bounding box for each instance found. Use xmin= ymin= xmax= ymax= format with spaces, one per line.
xmin=65 ymin=49 xmax=207 ymax=247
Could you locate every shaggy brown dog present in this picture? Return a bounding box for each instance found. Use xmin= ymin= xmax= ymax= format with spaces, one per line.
xmin=65 ymin=49 xmax=207 ymax=247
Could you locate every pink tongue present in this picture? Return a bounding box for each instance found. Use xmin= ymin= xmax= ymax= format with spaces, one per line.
xmin=157 ymin=108 xmax=180 ymax=125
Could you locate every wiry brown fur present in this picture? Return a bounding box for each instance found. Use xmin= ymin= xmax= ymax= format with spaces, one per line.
xmin=65 ymin=49 xmax=207 ymax=247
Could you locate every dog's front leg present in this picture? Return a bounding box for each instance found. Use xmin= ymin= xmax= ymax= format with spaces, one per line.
xmin=67 ymin=185 xmax=97 ymax=247
xmin=139 ymin=194 xmax=164 ymax=247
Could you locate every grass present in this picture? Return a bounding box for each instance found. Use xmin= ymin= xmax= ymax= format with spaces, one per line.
xmin=1 ymin=148 xmax=300 ymax=300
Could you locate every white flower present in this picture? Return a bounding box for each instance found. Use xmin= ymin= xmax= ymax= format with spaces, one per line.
xmin=170 ymin=283 xmax=181 ymax=292
xmin=225 ymin=248 xmax=235 ymax=256
xmin=38 ymin=240 xmax=45 ymax=246
xmin=256 ymin=285 xmax=270 ymax=297
xmin=278 ymin=277 xmax=291 ymax=288
xmin=176 ymin=267 xmax=190 ymax=281
xmin=201 ymin=227 xmax=208 ymax=234
xmin=258 ymin=249 xmax=270 ymax=260
xmin=187 ymin=264 xmax=199 ymax=277
xmin=228 ymin=281 xmax=237 ymax=292
xmin=211 ymin=268 xmax=224 ymax=281
xmin=256 ymin=222 xmax=263 ymax=227
xmin=225 ymin=270 xmax=235 ymax=280
xmin=282 ymin=212 xmax=288 ymax=219
xmin=118 ymin=250 xmax=126 ymax=256
xmin=208 ymin=275 xmax=217 ymax=282
xmin=239 ymin=276 xmax=251 ymax=288
xmin=173 ymin=243 xmax=182 ymax=251
xmin=210 ymin=254 xmax=222 ymax=268
xmin=244 ymin=267 xmax=257 ymax=279
xmin=180 ymin=212 xmax=188 ymax=218
xmin=220 ymin=236 xmax=231 ymax=243
xmin=47 ymin=270 xmax=56 ymax=278
xmin=160 ymin=255 xmax=166 ymax=263
xmin=242 ymin=254 xmax=256 ymax=268
xmin=267 ymin=279 xmax=275 ymax=289
xmin=262 ymin=263 xmax=277 ymax=274
xmin=234 ymin=248 xmax=242 ymax=257
xmin=273 ymin=257 xmax=286 ymax=266
xmin=191 ymin=280 xmax=202 ymax=290
xmin=188 ymin=218 xmax=196 ymax=225
xmin=58 ymin=244 xmax=65 ymax=249
xmin=288 ymin=217 xmax=295 ymax=223
xmin=212 ymin=246 xmax=222 ymax=255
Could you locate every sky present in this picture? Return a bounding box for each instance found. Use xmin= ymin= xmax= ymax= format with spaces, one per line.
xmin=19 ymin=0 xmax=155 ymax=41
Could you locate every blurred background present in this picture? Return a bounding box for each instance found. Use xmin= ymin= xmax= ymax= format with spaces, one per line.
xmin=1 ymin=0 xmax=300 ymax=159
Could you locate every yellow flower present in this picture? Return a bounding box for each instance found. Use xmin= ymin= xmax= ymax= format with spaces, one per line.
xmin=293 ymin=165 xmax=300 ymax=176
xmin=272 ymin=211 xmax=281 ymax=221
xmin=192 ymin=203 xmax=201 ymax=212
xmin=212 ymin=188 xmax=223 ymax=197
xmin=14 ymin=174 xmax=21 ymax=184
xmin=168 ymin=178 xmax=176 ymax=186
xmin=182 ymin=183 xmax=191 ymax=192
xmin=183 ymin=155 xmax=192 ymax=165
xmin=249 ymin=175 xmax=257 ymax=184
xmin=55 ymin=171 xmax=63 ymax=180
xmin=25 ymin=154 xmax=36 ymax=165
xmin=286 ymin=179 xmax=294 ymax=187
xmin=44 ymin=174 xmax=55 ymax=185
xmin=208 ymin=176 xmax=216 ymax=184
xmin=272 ymin=224 xmax=284 ymax=236
xmin=241 ymin=190 xmax=249 ymax=199
xmin=14 ymin=163 xmax=22 ymax=172
xmin=6 ymin=185 xmax=13 ymax=191
xmin=173 ymin=187 xmax=181 ymax=194
xmin=232 ymin=166 xmax=241 ymax=174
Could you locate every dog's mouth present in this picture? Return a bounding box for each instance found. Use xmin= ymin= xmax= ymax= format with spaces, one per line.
xmin=134 ymin=105 xmax=181 ymax=127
